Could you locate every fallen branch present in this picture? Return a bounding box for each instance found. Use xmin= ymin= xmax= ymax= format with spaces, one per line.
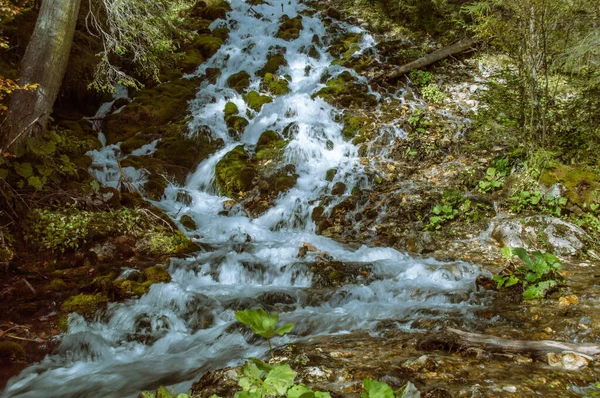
xmin=375 ymin=38 xmax=476 ymax=82
xmin=418 ymin=327 xmax=600 ymax=358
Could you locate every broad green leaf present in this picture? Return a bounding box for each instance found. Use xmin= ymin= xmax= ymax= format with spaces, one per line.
xmin=248 ymin=358 xmax=274 ymax=373
xmin=486 ymin=167 xmax=496 ymax=177
xmin=500 ymin=247 xmax=513 ymax=259
xmin=362 ymin=378 xmax=394 ymax=398
xmin=14 ymin=162 xmax=33 ymax=179
xmin=523 ymin=280 xmax=556 ymax=300
xmin=275 ymin=322 xmax=294 ymax=336
xmin=239 ymin=361 xmax=263 ymax=382
xmin=156 ymin=386 xmax=174 ymax=398
xmin=176 ymin=394 xmax=191 ymax=398
xmin=288 ymin=385 xmax=314 ymax=398
xmin=263 ymin=364 xmax=297 ymax=395
xmin=558 ymin=197 xmax=567 ymax=206
xmin=28 ymin=176 xmax=43 ymax=190
xmin=234 ymin=392 xmax=262 ymax=398
xmin=511 ymin=247 xmax=532 ymax=267
xmin=492 ymin=274 xmax=507 ymax=288
xmin=235 ymin=308 xmax=278 ymax=339
xmin=432 ymin=205 xmax=442 ymax=215
xmin=505 ymin=275 xmax=520 ymax=287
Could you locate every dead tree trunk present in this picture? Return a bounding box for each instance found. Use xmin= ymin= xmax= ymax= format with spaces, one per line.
xmin=418 ymin=327 xmax=600 ymax=358
xmin=375 ymin=38 xmax=476 ymax=82
xmin=1 ymin=0 xmax=82 ymax=152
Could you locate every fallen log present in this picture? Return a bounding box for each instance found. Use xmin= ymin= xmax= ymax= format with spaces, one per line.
xmin=418 ymin=327 xmax=600 ymax=358
xmin=375 ymin=37 xmax=476 ymax=82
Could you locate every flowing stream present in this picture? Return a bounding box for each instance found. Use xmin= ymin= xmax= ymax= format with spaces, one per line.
xmin=2 ymin=1 xmax=485 ymax=397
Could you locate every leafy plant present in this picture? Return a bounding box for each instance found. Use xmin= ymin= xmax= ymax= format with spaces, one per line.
xmin=493 ymin=247 xmax=564 ymax=299
xmin=421 ymin=84 xmax=445 ymax=104
xmin=478 ymin=166 xmax=505 ymax=193
xmin=362 ymin=378 xmax=418 ymax=398
xmin=235 ymin=309 xmax=294 ymax=358
xmin=408 ymin=69 xmax=433 ymax=87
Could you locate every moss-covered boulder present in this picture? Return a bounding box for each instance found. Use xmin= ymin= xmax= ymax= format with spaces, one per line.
xmin=255 ymin=130 xmax=287 ymax=160
xmin=61 ymin=293 xmax=108 ymax=318
xmin=244 ymin=91 xmax=273 ymax=112
xmin=277 ymin=15 xmax=303 ymax=41
xmin=215 ymin=146 xmax=257 ymax=198
xmin=313 ymin=71 xmax=376 ymax=107
xmin=540 ymin=165 xmax=600 ymax=207
xmin=180 ymin=215 xmax=197 ymax=231
xmin=0 ymin=341 xmax=26 ymax=364
xmin=257 ymin=53 xmax=288 ymax=77
xmin=227 ymin=71 xmax=251 ymax=93
xmin=226 ymin=116 xmax=249 ymax=137
xmin=342 ymin=112 xmax=370 ymax=140
xmin=261 ymin=73 xmax=290 ymax=96
xmin=195 ymin=0 xmax=232 ymax=21
xmin=193 ymin=34 xmax=224 ymax=59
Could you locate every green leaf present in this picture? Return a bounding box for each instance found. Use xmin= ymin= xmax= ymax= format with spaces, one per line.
xmin=275 ymin=322 xmax=294 ymax=336
xmin=14 ymin=162 xmax=33 ymax=179
xmin=511 ymin=247 xmax=532 ymax=267
xmin=263 ymin=364 xmax=297 ymax=395
xmin=505 ymin=275 xmax=520 ymax=287
xmin=523 ymin=280 xmax=556 ymax=300
xmin=432 ymin=205 xmax=442 ymax=215
xmin=234 ymin=392 xmax=262 ymax=398
xmin=362 ymin=378 xmax=394 ymax=398
xmin=28 ymin=176 xmax=44 ymax=190
xmin=500 ymin=247 xmax=513 ymax=259
xmin=156 ymin=386 xmax=173 ymax=398
xmin=235 ymin=308 xmax=279 ymax=339
xmin=486 ymin=167 xmax=497 ymax=177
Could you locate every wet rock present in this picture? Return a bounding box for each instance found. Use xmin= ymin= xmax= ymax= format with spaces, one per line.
xmin=227 ymin=71 xmax=251 ymax=93
xmin=244 ymin=90 xmax=273 ymax=112
xmin=546 ymin=351 xmax=592 ymax=370
xmin=261 ymin=73 xmax=290 ymax=95
xmin=180 ymin=215 xmax=197 ymax=231
xmin=0 ymin=341 xmax=26 ymax=364
xmin=191 ymin=367 xmax=240 ymax=397
xmin=215 ymin=145 xmax=256 ymax=198
xmin=402 ymin=355 xmax=436 ymax=372
xmin=277 ymin=15 xmax=303 ymax=41
xmin=313 ymin=71 xmax=377 ymax=107
xmin=257 ymin=52 xmax=288 ymax=77
xmin=331 ymin=182 xmax=346 ymax=195
xmin=309 ymin=259 xmax=372 ymax=288
xmin=491 ymin=215 xmax=587 ymax=256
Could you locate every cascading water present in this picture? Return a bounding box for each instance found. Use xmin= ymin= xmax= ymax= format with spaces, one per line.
xmin=2 ymin=1 xmax=485 ymax=397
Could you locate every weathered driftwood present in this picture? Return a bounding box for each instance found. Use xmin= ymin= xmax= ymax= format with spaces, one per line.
xmin=418 ymin=327 xmax=600 ymax=358
xmin=375 ymin=37 xmax=476 ymax=82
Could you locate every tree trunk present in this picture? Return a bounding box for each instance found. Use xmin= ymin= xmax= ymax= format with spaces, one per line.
xmin=1 ymin=0 xmax=82 ymax=152
xmin=374 ymin=38 xmax=476 ymax=82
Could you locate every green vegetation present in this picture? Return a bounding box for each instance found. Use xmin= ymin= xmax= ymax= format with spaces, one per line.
xmin=215 ymin=146 xmax=256 ymax=198
xmin=235 ymin=308 xmax=294 ymax=358
xmin=493 ymin=247 xmax=564 ymax=300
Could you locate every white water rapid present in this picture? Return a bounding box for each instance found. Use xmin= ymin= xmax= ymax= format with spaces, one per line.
xmin=2 ymin=1 xmax=485 ymax=397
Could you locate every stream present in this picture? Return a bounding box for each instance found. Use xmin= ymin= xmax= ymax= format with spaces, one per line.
xmin=1 ymin=0 xmax=487 ymax=396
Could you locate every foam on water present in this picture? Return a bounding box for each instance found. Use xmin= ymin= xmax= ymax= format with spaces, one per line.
xmin=2 ymin=1 xmax=485 ymax=397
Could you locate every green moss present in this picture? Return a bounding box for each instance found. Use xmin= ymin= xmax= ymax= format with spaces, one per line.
xmin=61 ymin=293 xmax=108 ymax=317
xmin=180 ymin=215 xmax=197 ymax=231
xmin=0 ymin=341 xmax=26 ymax=364
xmin=178 ymin=49 xmax=205 ymax=74
xmin=212 ymin=27 xmax=230 ymax=41
xmin=48 ymin=278 xmax=67 ymax=292
xmin=199 ymin=1 xmax=232 ymax=21
xmin=541 ymin=165 xmax=600 ymax=206
xmin=255 ymin=130 xmax=287 ymax=160
xmin=139 ymin=231 xmax=198 ymax=256
xmin=331 ymin=182 xmax=346 ymax=195
xmin=313 ymin=71 xmax=376 ymax=107
xmin=226 ymin=115 xmax=249 ymax=135
xmin=326 ymin=169 xmax=337 ymax=181
xmin=120 ymin=133 xmax=148 ymax=154
xmin=244 ymin=91 xmax=273 ymax=112
xmin=342 ymin=113 xmax=369 ymax=140
xmin=143 ymin=265 xmax=172 ymax=284
xmin=277 ymin=15 xmax=303 ymax=41
xmin=274 ymin=175 xmax=297 ymax=192
xmin=215 ymin=145 xmax=257 ymax=198
xmin=257 ymin=54 xmax=288 ymax=77
xmin=227 ymin=71 xmax=251 ymax=94
xmin=261 ymin=73 xmax=290 ymax=96
xmin=193 ymin=34 xmax=224 ymax=58
xmin=224 ymin=102 xmax=239 ymax=118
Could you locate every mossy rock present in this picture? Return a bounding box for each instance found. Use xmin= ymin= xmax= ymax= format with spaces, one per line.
xmin=61 ymin=293 xmax=108 ymax=318
xmin=244 ymin=91 xmax=273 ymax=112
xmin=277 ymin=15 xmax=303 ymax=41
xmin=326 ymin=168 xmax=337 ymax=182
xmin=215 ymin=145 xmax=257 ymax=198
xmin=225 ymin=115 xmax=249 ymax=137
xmin=257 ymin=54 xmax=288 ymax=77
xmin=331 ymin=182 xmax=346 ymax=195
xmin=313 ymin=71 xmax=376 ymax=107
xmin=227 ymin=71 xmax=251 ymax=94
xmin=120 ymin=133 xmax=149 ymax=154
xmin=178 ymin=49 xmax=205 ymax=74
xmin=138 ymin=230 xmax=199 ymax=256
xmin=212 ymin=27 xmax=230 ymax=41
xmin=194 ymin=34 xmax=224 ymax=59
xmin=144 ymin=265 xmax=172 ymax=284
xmin=328 ymin=33 xmax=362 ymax=58
xmin=540 ymin=165 xmax=600 ymax=207
xmin=0 ymin=341 xmax=26 ymax=364
xmin=255 ymin=130 xmax=287 ymax=160
xmin=261 ymin=73 xmax=290 ymax=96
xmin=105 ymin=77 xmax=201 ymax=145
xmin=205 ymin=67 xmax=222 ymax=83
xmin=224 ymin=102 xmax=239 ymax=118
xmin=180 ymin=215 xmax=197 ymax=231
xmin=199 ymin=1 xmax=232 ymax=21
xmin=342 ymin=112 xmax=369 ymax=140
xmin=47 ymin=278 xmax=67 ymax=292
